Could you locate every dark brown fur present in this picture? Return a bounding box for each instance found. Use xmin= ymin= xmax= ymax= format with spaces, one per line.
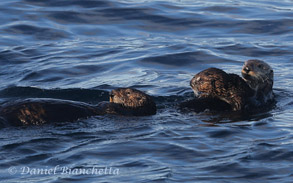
xmin=190 ymin=68 xmax=254 ymax=111
xmin=179 ymin=97 xmax=232 ymax=112
xmin=109 ymin=88 xmax=156 ymax=116
xmin=0 ymin=88 xmax=156 ymax=126
xmin=241 ymin=59 xmax=274 ymax=103
xmin=0 ymin=99 xmax=101 ymax=126
xmin=188 ymin=60 xmax=274 ymax=112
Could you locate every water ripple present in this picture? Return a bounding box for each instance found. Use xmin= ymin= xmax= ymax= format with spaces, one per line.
xmin=0 ymin=0 xmax=292 ymax=182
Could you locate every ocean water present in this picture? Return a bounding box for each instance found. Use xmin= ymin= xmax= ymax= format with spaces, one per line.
xmin=0 ymin=0 xmax=292 ymax=182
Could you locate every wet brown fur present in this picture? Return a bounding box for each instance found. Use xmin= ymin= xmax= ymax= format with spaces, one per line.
xmin=188 ymin=60 xmax=274 ymax=111
xmin=0 ymin=88 xmax=156 ymax=126
xmin=241 ymin=59 xmax=274 ymax=103
xmin=109 ymin=88 xmax=156 ymax=116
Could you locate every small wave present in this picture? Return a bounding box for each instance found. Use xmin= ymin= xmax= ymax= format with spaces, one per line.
xmin=3 ymin=24 xmax=69 ymax=40
xmin=0 ymin=86 xmax=109 ymax=103
xmin=24 ymin=0 xmax=111 ymax=8
xmin=139 ymin=51 xmax=236 ymax=69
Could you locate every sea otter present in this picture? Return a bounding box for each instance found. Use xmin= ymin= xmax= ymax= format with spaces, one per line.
xmin=183 ymin=60 xmax=274 ymax=112
xmin=0 ymin=88 xmax=156 ymax=126
xmin=241 ymin=59 xmax=274 ymax=103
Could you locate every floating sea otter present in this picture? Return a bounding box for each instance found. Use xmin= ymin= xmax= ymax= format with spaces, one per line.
xmin=0 ymin=88 xmax=156 ymax=126
xmin=181 ymin=60 xmax=274 ymax=112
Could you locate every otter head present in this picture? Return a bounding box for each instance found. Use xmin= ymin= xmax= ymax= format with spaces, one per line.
xmin=190 ymin=68 xmax=227 ymax=98
xmin=190 ymin=74 xmax=210 ymax=97
xmin=241 ymin=60 xmax=273 ymax=95
xmin=109 ymin=88 xmax=156 ymax=115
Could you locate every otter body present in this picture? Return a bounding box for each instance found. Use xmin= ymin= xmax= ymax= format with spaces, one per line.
xmin=189 ymin=68 xmax=255 ymax=111
xmin=0 ymin=88 xmax=156 ymax=126
xmin=187 ymin=60 xmax=274 ymax=112
xmin=0 ymin=99 xmax=102 ymax=126
xmin=179 ymin=97 xmax=232 ymax=112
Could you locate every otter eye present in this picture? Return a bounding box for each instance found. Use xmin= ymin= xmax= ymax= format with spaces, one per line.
xmin=257 ymin=65 xmax=263 ymax=69
xmin=127 ymin=92 xmax=131 ymax=95
xmin=136 ymin=97 xmax=141 ymax=101
xmin=109 ymin=93 xmax=115 ymax=97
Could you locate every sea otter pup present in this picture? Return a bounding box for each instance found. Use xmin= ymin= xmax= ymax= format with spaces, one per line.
xmin=184 ymin=60 xmax=273 ymax=112
xmin=0 ymin=88 xmax=156 ymax=126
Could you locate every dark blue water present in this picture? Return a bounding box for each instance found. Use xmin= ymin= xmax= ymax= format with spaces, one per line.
xmin=0 ymin=0 xmax=292 ymax=182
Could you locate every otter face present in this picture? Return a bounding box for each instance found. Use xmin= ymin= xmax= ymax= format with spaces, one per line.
xmin=190 ymin=68 xmax=228 ymax=98
xmin=109 ymin=88 xmax=152 ymax=108
xmin=190 ymin=75 xmax=211 ymax=97
xmin=241 ymin=60 xmax=273 ymax=92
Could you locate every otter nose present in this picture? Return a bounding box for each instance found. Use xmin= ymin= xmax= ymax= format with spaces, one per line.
xmin=190 ymin=79 xmax=195 ymax=88
xmin=109 ymin=92 xmax=115 ymax=102
xmin=243 ymin=66 xmax=250 ymax=74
